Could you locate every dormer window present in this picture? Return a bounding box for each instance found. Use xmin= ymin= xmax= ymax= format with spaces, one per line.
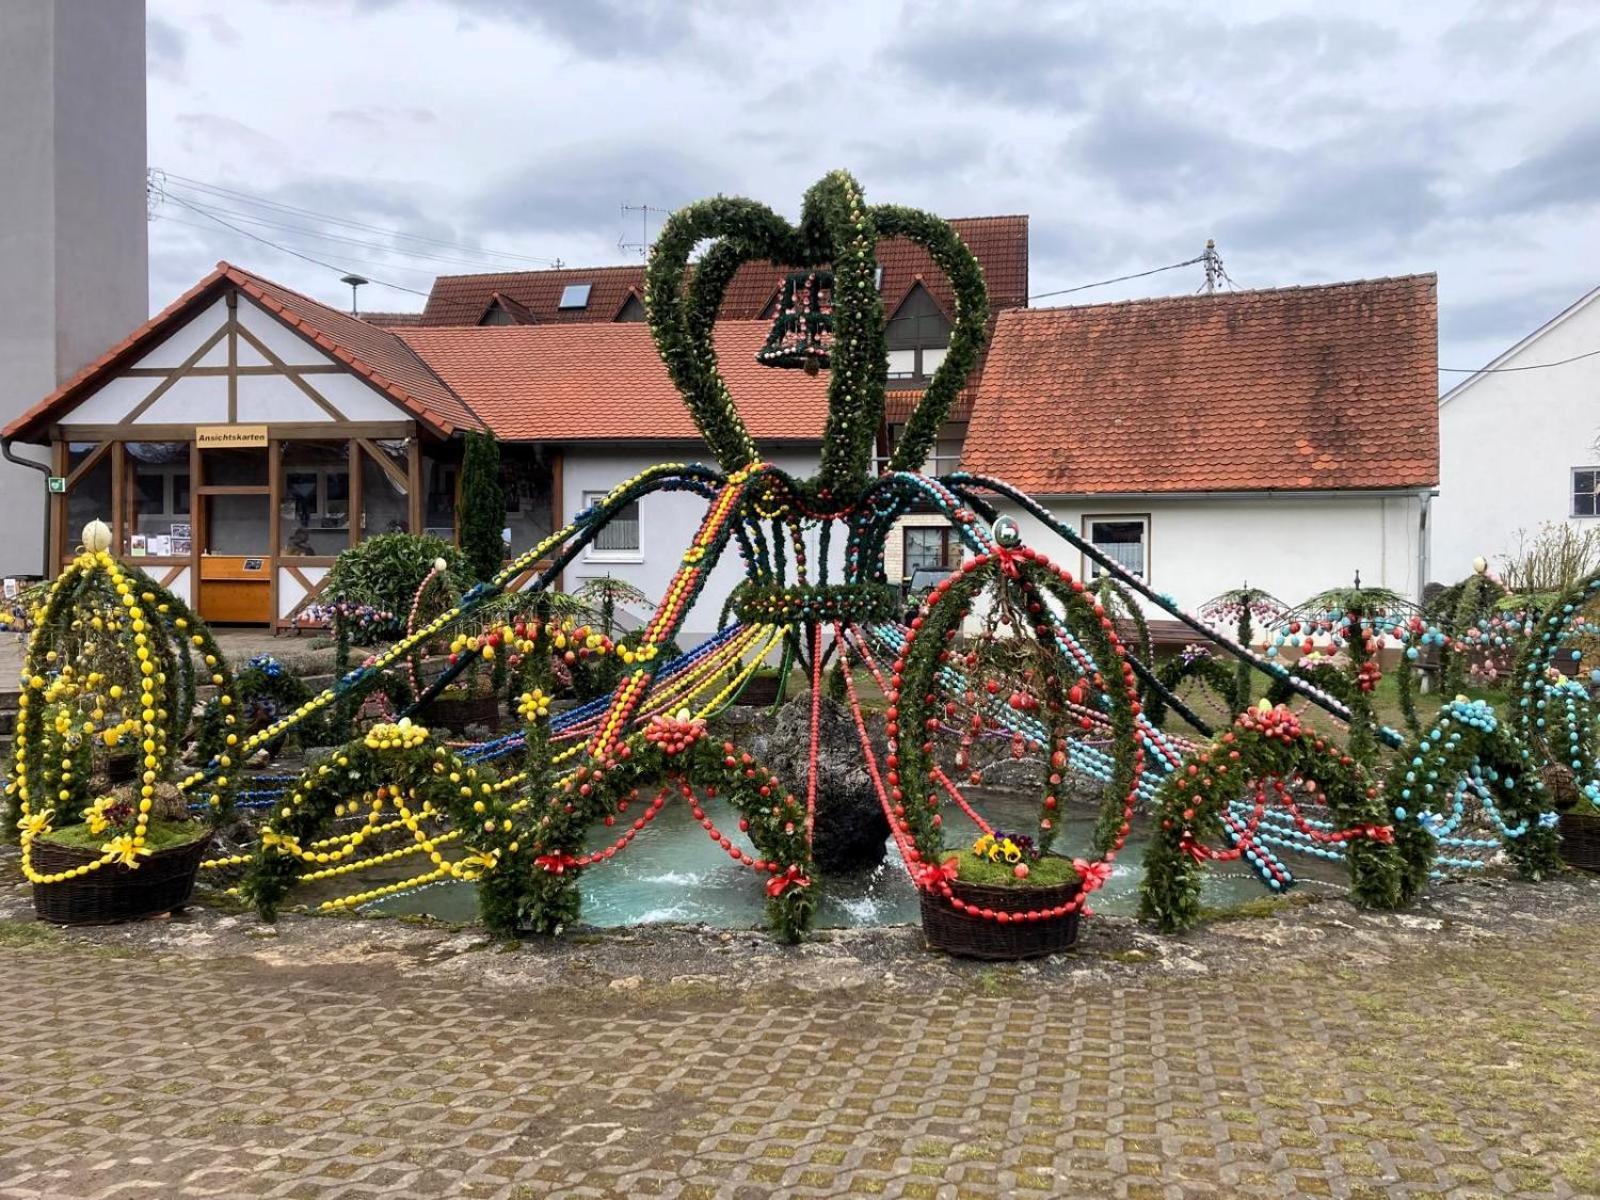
xmin=558 ymin=283 xmax=592 ymax=310
xmin=885 ymin=283 xmax=952 ymax=386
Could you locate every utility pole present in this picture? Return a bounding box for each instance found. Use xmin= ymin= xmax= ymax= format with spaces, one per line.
xmin=1202 ymin=239 xmax=1219 ymax=295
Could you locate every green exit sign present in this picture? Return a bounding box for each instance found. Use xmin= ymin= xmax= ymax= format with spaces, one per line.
xmin=46 ymin=476 xmax=66 ymax=494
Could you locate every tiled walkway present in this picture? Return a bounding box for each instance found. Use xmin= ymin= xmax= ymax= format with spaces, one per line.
xmin=1 ymin=879 xmax=1598 ymax=1199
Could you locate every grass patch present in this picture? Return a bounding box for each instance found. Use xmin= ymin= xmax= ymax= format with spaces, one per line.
xmin=945 ymin=851 xmax=1078 ymax=888
xmin=1197 ymin=892 xmax=1320 ymax=924
xmin=39 ymin=817 xmax=207 ymax=854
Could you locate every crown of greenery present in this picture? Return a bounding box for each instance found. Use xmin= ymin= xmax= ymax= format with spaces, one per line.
xmin=644 ymin=170 xmax=990 ymax=505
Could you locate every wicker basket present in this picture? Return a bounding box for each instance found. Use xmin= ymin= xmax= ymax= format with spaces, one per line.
xmin=31 ymin=831 xmax=212 ymax=925
xmin=1559 ymin=809 xmax=1600 ymax=874
xmin=920 ymin=856 xmax=1083 ymax=960
xmin=418 ymin=692 xmax=501 ymax=733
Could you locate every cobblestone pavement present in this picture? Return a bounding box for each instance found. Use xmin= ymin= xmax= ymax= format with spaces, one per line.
xmin=2 ymin=876 xmax=1598 ymax=1199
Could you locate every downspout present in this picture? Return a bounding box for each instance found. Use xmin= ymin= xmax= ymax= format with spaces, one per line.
xmin=2 ymin=437 xmax=52 ymax=578
xmin=1416 ymin=490 xmax=1432 ymax=601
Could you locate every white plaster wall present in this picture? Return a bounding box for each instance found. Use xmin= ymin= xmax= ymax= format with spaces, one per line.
xmin=0 ymin=1 xmax=147 ymax=576
xmin=1434 ymin=293 xmax=1600 ymax=583
xmin=558 ymin=444 xmax=838 ymax=646
xmin=997 ymin=493 xmax=1428 ymax=615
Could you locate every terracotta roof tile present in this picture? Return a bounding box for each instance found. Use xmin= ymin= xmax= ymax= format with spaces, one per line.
xmin=399 ymin=321 xmax=831 ymax=443
xmin=961 ymin=275 xmax=1439 ymax=494
xmin=418 ymin=216 xmax=1029 ymax=326
xmin=360 ymin=311 xmax=424 ymax=328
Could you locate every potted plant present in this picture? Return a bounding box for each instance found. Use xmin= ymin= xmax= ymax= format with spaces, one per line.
xmin=10 ymin=524 xmax=236 ymax=924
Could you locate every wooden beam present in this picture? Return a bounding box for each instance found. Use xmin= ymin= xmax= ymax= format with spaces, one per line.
xmin=120 ymin=364 xmax=347 ymax=377
xmin=63 ymin=439 xmax=113 ymax=491
xmin=550 ymin=448 xmax=564 ymax=592
xmin=268 ymin=437 xmax=282 ymax=624
xmin=111 ymin=441 xmax=126 ymax=556
xmin=189 ymin=440 xmax=203 ymax=613
xmin=54 ymin=421 xmax=416 ymax=442
xmin=232 ymin=323 xmax=349 ymax=421
xmin=348 ymin=438 xmax=362 ymax=549
xmin=195 ymin=484 xmax=270 ymax=496
xmin=356 ymin=437 xmax=409 ymax=493
xmin=122 ymin=323 xmax=230 ymax=425
xmin=50 ymin=441 xmax=67 ymax=575
xmin=407 ymin=436 xmax=422 ymax=536
xmin=226 ymin=289 xmax=239 ymax=422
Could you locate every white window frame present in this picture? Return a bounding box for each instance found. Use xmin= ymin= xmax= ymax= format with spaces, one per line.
xmin=1083 ymin=513 xmax=1151 ymax=582
xmin=1573 ymin=467 xmax=1600 ymax=519
xmin=582 ymin=489 xmax=644 ymax=563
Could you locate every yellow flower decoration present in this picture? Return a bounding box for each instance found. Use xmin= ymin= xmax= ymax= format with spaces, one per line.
xmin=517 ymin=688 xmax=552 ymax=723
xmin=17 ymin=809 xmax=53 ymax=840
xmin=102 ymin=834 xmax=151 ymax=868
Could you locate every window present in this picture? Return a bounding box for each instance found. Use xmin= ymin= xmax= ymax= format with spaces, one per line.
xmin=1574 ymin=468 xmax=1600 ymax=517
xmin=884 ymin=283 xmax=952 ymax=387
xmin=559 ymin=283 xmax=592 ymax=310
xmin=1085 ymin=515 xmax=1149 ymax=579
xmin=903 ymin=526 xmax=958 ymax=582
xmin=584 ymin=490 xmax=640 ymax=555
xmin=877 ymin=422 xmax=964 ymax=477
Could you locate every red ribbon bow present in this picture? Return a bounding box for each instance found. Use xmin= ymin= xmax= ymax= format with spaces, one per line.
xmin=534 ymin=852 xmax=577 ymax=875
xmin=1073 ymin=858 xmax=1114 ymax=893
xmin=766 ymin=873 xmax=811 ymax=898
xmin=914 ymin=856 xmax=962 ymax=890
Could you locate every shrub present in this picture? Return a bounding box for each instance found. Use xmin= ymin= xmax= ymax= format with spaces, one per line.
xmin=459 ymin=431 xmax=507 ymax=583
xmin=323 ymin=533 xmax=464 ymax=639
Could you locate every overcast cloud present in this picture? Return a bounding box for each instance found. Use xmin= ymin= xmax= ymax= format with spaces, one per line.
xmin=146 ymin=0 xmax=1600 ymax=378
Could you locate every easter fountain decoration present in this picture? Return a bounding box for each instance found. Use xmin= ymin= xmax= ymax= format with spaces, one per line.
xmin=44 ymin=170 xmax=1568 ymax=953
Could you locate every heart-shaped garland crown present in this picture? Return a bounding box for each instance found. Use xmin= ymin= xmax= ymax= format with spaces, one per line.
xmin=643 ymin=170 xmax=990 ymax=505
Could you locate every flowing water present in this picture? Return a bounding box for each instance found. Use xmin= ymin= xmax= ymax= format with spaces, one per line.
xmin=362 ymin=787 xmax=1325 ymax=928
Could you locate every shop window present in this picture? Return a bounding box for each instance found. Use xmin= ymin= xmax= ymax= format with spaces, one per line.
xmin=280 ymin=441 xmax=349 ymax=557
xmin=359 ymin=440 xmax=410 ymax=541
xmin=126 ymin=441 xmax=190 ymax=556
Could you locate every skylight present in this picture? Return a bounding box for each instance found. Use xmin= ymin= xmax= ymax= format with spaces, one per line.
xmin=558 ymin=283 xmax=592 ymax=309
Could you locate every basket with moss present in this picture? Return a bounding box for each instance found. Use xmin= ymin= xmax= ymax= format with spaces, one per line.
xmin=11 ymin=523 xmax=236 ymax=924
xmin=918 ymin=831 xmax=1085 ymax=960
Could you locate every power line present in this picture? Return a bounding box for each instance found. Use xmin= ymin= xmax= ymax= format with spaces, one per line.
xmin=163 ymin=196 xmax=551 ymax=274
xmin=1029 ymin=254 xmax=1207 ymax=301
xmin=159 ymin=194 xmax=431 ymax=297
xmin=1440 ymin=347 xmax=1600 ymax=374
xmin=156 ymin=170 xmax=563 ymax=267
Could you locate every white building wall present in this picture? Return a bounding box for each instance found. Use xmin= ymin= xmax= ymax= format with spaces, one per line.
xmin=998 ymin=492 xmax=1428 ymax=616
xmin=1434 ymin=291 xmax=1600 ymax=583
xmin=559 ymin=444 xmax=839 ymax=647
xmin=0 ymin=1 xmax=147 ymax=577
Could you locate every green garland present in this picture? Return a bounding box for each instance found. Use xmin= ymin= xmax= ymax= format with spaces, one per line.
xmin=890 ymin=552 xmax=1139 ymax=863
xmin=1140 ymin=706 xmax=1406 ymax=932
xmin=1142 ymin=650 xmax=1242 ymax=731
xmin=240 ymin=723 xmax=528 ymax=935
xmin=1385 ymin=697 xmax=1558 ymax=884
xmin=1442 ymin=572 xmax=1508 ymax=696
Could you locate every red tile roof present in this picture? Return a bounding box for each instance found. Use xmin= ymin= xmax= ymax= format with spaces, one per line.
xmin=399 ymin=321 xmax=832 ymax=442
xmin=418 ymin=216 xmax=1029 ymax=326
xmin=361 ymin=311 xmax=424 ymax=328
xmin=961 ymin=276 xmax=1439 ymax=494
xmin=3 ymin=264 xmax=483 ymax=441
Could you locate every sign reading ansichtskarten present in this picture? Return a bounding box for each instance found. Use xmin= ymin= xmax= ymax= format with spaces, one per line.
xmin=195 ymin=424 xmax=269 ymax=449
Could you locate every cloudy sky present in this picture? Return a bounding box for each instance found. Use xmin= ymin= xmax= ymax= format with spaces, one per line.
xmin=146 ymin=0 xmax=1600 ymax=379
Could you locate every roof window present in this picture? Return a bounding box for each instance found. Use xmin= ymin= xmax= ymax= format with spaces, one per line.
xmin=558 ymin=283 xmax=592 ymax=309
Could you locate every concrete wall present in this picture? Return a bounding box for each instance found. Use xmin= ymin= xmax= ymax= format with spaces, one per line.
xmin=997 ymin=492 xmax=1429 ymax=615
xmin=0 ymin=0 xmax=148 ymax=577
xmin=1434 ymin=290 xmax=1600 ymax=584
xmin=558 ymin=444 xmax=841 ymax=647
